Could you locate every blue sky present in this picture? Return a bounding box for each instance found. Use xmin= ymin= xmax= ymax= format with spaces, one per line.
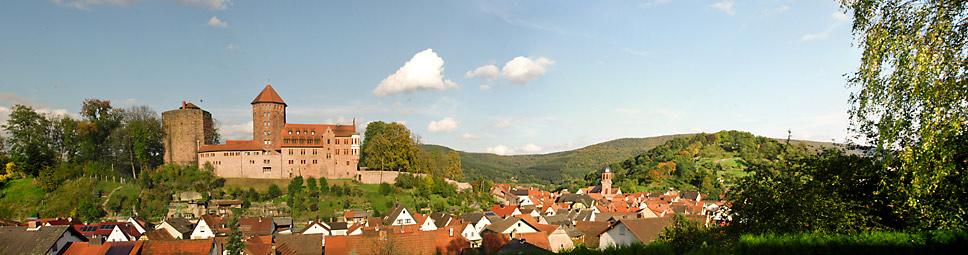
xmin=0 ymin=0 xmax=858 ymax=155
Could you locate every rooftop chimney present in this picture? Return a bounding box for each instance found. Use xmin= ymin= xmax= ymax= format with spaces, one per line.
xmin=182 ymin=101 xmax=186 ymax=109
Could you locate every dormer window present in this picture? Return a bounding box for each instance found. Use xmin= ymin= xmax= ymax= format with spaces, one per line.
xmin=289 ymin=130 xmax=292 ymax=135
xmin=311 ymin=131 xmax=315 ymax=135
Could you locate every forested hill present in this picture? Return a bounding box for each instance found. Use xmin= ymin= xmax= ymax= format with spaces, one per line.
xmin=421 ymin=134 xmax=693 ymax=186
xmin=423 ymin=131 xmax=842 ymax=189
xmin=574 ymin=130 xmax=843 ymax=197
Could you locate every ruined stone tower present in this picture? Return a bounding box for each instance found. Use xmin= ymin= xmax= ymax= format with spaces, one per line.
xmin=162 ymin=101 xmax=214 ymax=165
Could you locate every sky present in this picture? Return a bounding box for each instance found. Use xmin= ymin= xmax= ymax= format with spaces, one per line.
xmin=0 ymin=0 xmax=859 ymax=155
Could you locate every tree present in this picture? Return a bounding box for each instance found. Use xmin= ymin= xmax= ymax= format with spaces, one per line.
xmin=361 ymin=122 xmax=418 ymax=172
xmin=319 ymin=177 xmax=329 ymax=194
xmin=844 ymin=0 xmax=968 ymax=230
xmin=1 ymin=105 xmax=56 ymax=176
xmin=360 ymin=121 xmax=386 ymax=167
xmin=77 ymin=99 xmax=122 ymax=162
xmin=267 ymin=184 xmax=282 ymax=199
xmin=225 ymin=216 xmax=246 ymax=255
xmin=306 ymin=176 xmax=318 ymax=197
xmin=444 ymin=151 xmax=462 ymax=180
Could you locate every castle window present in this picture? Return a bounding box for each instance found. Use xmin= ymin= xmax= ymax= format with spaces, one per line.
xmin=289 ymin=160 xmax=293 ymax=164
xmin=327 ymin=139 xmax=331 ymax=144
xmin=344 ymin=149 xmax=349 ymax=155
xmin=289 ymin=149 xmax=293 ymax=155
xmin=335 ymin=139 xmax=340 ymax=145
xmin=289 ymin=130 xmax=292 ymax=135
xmin=311 ymin=131 xmax=315 ymax=135
xmin=346 ymin=161 xmax=350 ymax=165
xmin=315 ymin=139 xmax=320 ymax=144
xmin=263 ymin=167 xmax=271 ymax=173
xmin=345 ymin=139 xmax=349 ymax=144
xmin=301 ymin=149 xmax=305 ymax=155
xmin=301 ymin=160 xmax=306 ymax=164
xmin=250 ymin=160 xmax=255 ymax=164
xmin=313 ymin=160 xmax=317 ymax=164
xmin=326 ymin=153 xmax=331 ymax=159
xmin=336 ymin=149 xmax=339 ymax=155
xmin=296 ymin=131 xmax=300 ymax=135
xmin=313 ymin=149 xmax=317 ymax=155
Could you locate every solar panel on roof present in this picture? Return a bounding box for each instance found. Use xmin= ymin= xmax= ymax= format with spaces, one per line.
xmin=100 ymin=224 xmax=115 ymax=230
xmin=80 ymin=226 xmax=98 ymax=232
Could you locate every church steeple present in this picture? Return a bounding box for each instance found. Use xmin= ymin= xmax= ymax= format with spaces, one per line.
xmin=601 ymin=166 xmax=613 ymax=194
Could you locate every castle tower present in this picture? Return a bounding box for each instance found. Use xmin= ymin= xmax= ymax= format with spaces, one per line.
xmin=162 ymin=101 xmax=214 ymax=165
xmin=601 ymin=166 xmax=613 ymax=194
xmin=251 ymin=84 xmax=287 ymax=151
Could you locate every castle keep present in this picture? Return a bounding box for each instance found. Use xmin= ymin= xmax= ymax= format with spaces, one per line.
xmin=162 ymin=102 xmax=214 ymax=166
xmin=163 ymin=84 xmax=360 ymax=179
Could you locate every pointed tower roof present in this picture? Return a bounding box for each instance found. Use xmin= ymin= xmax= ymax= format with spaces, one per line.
xmin=251 ymin=84 xmax=287 ymax=106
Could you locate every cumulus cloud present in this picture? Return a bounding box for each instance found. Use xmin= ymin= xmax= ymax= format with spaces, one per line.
xmin=486 ymin=145 xmax=514 ymax=155
xmin=461 ymin=132 xmax=480 ymax=140
xmin=226 ymin=44 xmax=240 ymax=51
xmin=494 ymin=119 xmax=511 ymax=128
xmin=466 ymin=56 xmax=555 ymax=87
xmin=0 ymin=92 xmax=47 ymax=108
xmin=501 ymin=56 xmax=555 ymax=85
xmin=428 ymin=117 xmax=460 ymax=133
xmin=517 ymin=143 xmax=542 ymax=153
xmin=465 ymin=64 xmax=500 ymax=79
xmin=710 ymin=0 xmax=735 ymax=15
xmin=373 ymin=49 xmax=458 ymax=97
xmin=639 ymin=0 xmax=672 ymax=8
xmin=208 ymin=16 xmax=228 ymax=28
xmin=54 ymin=0 xmax=231 ymax=10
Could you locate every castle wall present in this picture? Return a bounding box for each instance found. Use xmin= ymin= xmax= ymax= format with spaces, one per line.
xmin=163 ymin=108 xmax=213 ymax=166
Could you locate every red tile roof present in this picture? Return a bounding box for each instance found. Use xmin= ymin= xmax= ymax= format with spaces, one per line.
xmin=141 ymin=239 xmax=215 ymax=255
xmin=491 ymin=205 xmax=519 ymax=217
xmin=251 ymin=84 xmax=286 ymax=105
xmin=61 ymin=241 xmax=144 ymax=255
xmin=238 ymin=217 xmax=274 ymax=236
xmin=325 ymin=231 xmax=438 ymax=255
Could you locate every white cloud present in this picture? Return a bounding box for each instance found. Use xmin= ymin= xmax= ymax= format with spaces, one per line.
xmin=390 ymin=102 xmax=403 ymax=109
xmin=0 ymin=92 xmax=48 ymax=108
xmin=480 ymin=85 xmax=491 ymax=90
xmin=494 ymin=119 xmax=511 ymax=128
xmin=465 ymin=64 xmax=500 ymax=79
xmin=324 ymin=116 xmax=353 ymax=125
xmin=373 ymin=49 xmax=457 ymax=97
xmin=208 ymin=16 xmax=228 ymax=28
xmin=485 ymin=145 xmax=514 ymax=155
xmin=395 ymin=120 xmax=408 ymax=126
xmin=801 ymin=31 xmax=830 ymax=41
xmin=226 ymin=44 xmax=240 ymax=51
xmin=501 ymin=56 xmax=555 ymax=85
xmin=428 ymin=117 xmax=460 ymax=133
xmin=461 ymin=133 xmax=480 ymax=140
xmin=399 ymin=108 xmax=414 ymax=115
xmin=123 ymin=98 xmax=137 ymax=105
xmin=763 ymin=5 xmax=790 ymax=16
xmin=517 ymin=143 xmax=542 ymax=153
xmin=710 ymin=0 xmax=735 ymax=15
xmin=218 ymin=120 xmax=252 ymax=141
xmin=616 ymin=108 xmax=641 ymax=115
xmin=639 ymin=0 xmax=671 ymax=8
xmin=53 ymin=0 xmax=231 ymax=10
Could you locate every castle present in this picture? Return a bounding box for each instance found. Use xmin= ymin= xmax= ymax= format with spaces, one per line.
xmin=162 ymin=84 xmax=360 ymax=179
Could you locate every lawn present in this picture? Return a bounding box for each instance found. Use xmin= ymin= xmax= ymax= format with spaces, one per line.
xmin=0 ymin=178 xmax=44 ymax=219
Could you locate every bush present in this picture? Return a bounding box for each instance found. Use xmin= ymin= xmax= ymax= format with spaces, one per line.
xmin=734 ymin=231 xmax=968 ymax=255
xmin=267 ymin=184 xmax=282 ymax=199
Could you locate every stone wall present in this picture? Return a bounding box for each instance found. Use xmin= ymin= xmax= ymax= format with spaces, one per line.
xmin=356 ymin=170 xmax=471 ymax=190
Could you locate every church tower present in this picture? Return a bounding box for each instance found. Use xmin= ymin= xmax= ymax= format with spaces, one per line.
xmin=601 ymin=166 xmax=613 ymax=194
xmin=252 ymin=84 xmax=287 ymax=151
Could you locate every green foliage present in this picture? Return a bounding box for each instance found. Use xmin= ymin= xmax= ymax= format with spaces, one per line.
xmin=734 ymin=231 xmax=968 ymax=255
xmin=558 ymin=242 xmax=674 ymax=255
xmin=266 ymin=184 xmax=282 ymax=199
xmin=76 ymin=99 xmax=123 ymax=163
xmin=2 ymin=105 xmax=57 ymax=175
xmin=379 ymin=182 xmax=394 ymax=196
xmin=844 ymin=0 xmax=968 ymax=231
xmin=318 ymin=177 xmax=328 ymax=194
xmin=225 ymin=216 xmax=246 ymax=255
xmin=658 ymin=215 xmax=732 ymax=255
xmin=76 ymin=192 xmax=105 ymax=222
xmin=361 ymin=122 xmax=418 ymax=172
xmin=39 ymin=177 xmax=97 ymax=219
xmin=728 ymin=148 xmax=892 ymax=234
xmin=306 ymin=176 xmax=317 ymax=197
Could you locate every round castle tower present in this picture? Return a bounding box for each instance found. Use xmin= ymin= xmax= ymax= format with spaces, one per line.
xmin=162 ymin=101 xmax=214 ymax=165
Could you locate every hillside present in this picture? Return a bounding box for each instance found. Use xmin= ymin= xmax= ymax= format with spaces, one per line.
xmin=423 ymin=132 xmax=844 ymax=187
xmin=421 ymin=134 xmax=693 ymax=186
